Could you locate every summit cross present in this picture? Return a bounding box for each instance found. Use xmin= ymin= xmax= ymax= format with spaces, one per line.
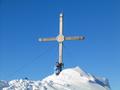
xmin=38 ymin=13 xmax=85 ymax=75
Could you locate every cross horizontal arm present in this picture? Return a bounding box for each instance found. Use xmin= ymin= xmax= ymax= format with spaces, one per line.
xmin=65 ymin=36 xmax=85 ymax=41
xmin=38 ymin=37 xmax=56 ymax=42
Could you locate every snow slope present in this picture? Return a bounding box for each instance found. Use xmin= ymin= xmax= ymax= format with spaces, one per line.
xmin=0 ymin=67 xmax=111 ymax=90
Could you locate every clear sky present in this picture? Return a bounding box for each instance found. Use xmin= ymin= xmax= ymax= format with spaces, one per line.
xmin=0 ymin=0 xmax=120 ymax=89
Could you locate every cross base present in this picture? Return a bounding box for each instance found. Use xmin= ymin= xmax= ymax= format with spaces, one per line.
xmin=55 ymin=62 xmax=64 ymax=75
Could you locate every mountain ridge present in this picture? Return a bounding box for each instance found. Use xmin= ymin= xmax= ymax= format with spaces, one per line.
xmin=0 ymin=66 xmax=111 ymax=90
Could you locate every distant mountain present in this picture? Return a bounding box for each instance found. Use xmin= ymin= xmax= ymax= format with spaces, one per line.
xmin=0 ymin=67 xmax=111 ymax=90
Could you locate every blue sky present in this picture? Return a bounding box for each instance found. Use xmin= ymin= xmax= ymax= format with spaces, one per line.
xmin=0 ymin=0 xmax=120 ymax=89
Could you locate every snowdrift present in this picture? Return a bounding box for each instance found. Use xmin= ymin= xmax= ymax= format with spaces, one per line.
xmin=0 ymin=67 xmax=111 ymax=90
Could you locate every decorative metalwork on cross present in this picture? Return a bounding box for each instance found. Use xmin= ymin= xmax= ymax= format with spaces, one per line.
xmin=38 ymin=13 xmax=85 ymax=75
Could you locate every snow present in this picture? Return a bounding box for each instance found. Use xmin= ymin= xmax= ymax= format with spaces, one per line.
xmin=0 ymin=66 xmax=111 ymax=90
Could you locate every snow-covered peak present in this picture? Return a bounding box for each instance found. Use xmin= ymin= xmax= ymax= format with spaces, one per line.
xmin=0 ymin=67 xmax=111 ymax=90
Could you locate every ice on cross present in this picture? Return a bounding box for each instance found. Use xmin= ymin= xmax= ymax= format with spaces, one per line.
xmin=39 ymin=13 xmax=85 ymax=75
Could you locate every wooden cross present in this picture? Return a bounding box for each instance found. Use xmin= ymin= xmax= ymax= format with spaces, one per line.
xmin=39 ymin=13 xmax=85 ymax=75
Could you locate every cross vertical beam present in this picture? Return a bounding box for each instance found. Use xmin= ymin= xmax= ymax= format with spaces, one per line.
xmin=59 ymin=13 xmax=63 ymax=64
